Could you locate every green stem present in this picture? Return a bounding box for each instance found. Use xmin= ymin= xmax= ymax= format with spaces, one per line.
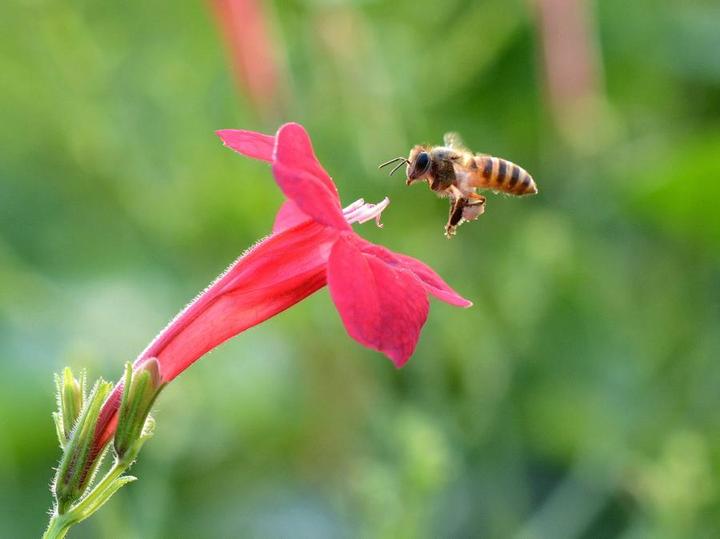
xmin=73 ymin=458 xmax=127 ymax=515
xmin=43 ymin=458 xmax=131 ymax=539
xmin=43 ymin=512 xmax=74 ymax=539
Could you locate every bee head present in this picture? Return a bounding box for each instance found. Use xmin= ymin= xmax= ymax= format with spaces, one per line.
xmin=378 ymin=145 xmax=432 ymax=185
xmin=406 ymin=145 xmax=432 ymax=184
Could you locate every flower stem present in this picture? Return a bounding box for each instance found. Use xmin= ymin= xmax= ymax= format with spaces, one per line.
xmin=43 ymin=457 xmax=133 ymax=539
xmin=43 ymin=512 xmax=74 ymax=539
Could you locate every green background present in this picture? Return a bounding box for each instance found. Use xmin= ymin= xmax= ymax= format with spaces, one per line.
xmin=2 ymin=0 xmax=719 ymax=537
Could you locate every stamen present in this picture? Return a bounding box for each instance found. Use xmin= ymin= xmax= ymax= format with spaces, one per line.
xmin=343 ymin=197 xmax=390 ymax=228
xmin=342 ymin=199 xmax=365 ymax=217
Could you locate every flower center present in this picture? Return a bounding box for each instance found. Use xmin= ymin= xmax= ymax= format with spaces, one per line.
xmin=343 ymin=198 xmax=390 ymax=228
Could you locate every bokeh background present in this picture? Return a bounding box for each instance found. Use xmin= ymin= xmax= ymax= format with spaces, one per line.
xmin=2 ymin=0 xmax=720 ymax=537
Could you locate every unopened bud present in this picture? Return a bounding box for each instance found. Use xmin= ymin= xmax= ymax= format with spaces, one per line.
xmin=53 ymin=367 xmax=85 ymax=447
xmin=53 ymin=379 xmax=112 ymax=513
xmin=113 ymin=359 xmax=164 ymax=461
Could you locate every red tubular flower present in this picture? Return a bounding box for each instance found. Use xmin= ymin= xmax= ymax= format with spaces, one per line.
xmin=218 ymin=123 xmax=472 ymax=364
xmin=211 ymin=0 xmax=281 ymax=113
xmin=93 ymin=123 xmax=470 ymax=450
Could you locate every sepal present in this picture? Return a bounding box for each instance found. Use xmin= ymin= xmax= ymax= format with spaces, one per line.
xmin=113 ymin=359 xmax=164 ymax=461
xmin=53 ymin=367 xmax=85 ymax=448
xmin=53 ymin=379 xmax=112 ymax=513
xmin=72 ymin=475 xmax=138 ymax=524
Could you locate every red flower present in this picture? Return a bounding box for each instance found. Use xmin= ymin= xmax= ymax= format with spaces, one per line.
xmin=94 ymin=123 xmax=470 ymax=449
xmin=211 ymin=0 xmax=281 ymax=113
xmin=217 ymin=123 xmax=472 ymax=366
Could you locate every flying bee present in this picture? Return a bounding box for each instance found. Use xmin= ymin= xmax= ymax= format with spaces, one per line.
xmin=379 ymin=133 xmax=538 ymax=238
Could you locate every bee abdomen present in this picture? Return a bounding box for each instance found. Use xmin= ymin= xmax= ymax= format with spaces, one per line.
xmin=477 ymin=155 xmax=537 ymax=196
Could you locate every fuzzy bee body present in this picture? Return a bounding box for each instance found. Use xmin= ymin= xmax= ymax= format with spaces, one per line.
xmin=468 ymin=155 xmax=537 ymax=196
xmin=379 ymin=132 xmax=538 ymax=238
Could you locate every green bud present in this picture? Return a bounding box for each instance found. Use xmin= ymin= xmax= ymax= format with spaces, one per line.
xmin=53 ymin=379 xmax=112 ymax=513
xmin=53 ymin=367 xmax=85 ymax=447
xmin=113 ymin=359 xmax=164 ymax=461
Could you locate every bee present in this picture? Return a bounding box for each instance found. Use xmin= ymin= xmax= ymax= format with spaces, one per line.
xmin=379 ymin=133 xmax=538 ymax=238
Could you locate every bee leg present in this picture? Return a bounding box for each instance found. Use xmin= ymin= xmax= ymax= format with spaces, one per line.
xmin=448 ymin=184 xmax=465 ymax=199
xmin=462 ymin=196 xmax=486 ymax=223
xmin=449 ymin=197 xmax=467 ymax=226
xmin=467 ymin=192 xmax=486 ymax=204
xmin=459 ymin=192 xmax=485 ymax=221
xmin=445 ymin=197 xmax=467 ymax=239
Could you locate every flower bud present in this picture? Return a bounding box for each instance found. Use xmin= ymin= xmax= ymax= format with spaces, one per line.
xmin=113 ymin=359 xmax=164 ymax=461
xmin=53 ymin=367 xmax=85 ymax=447
xmin=53 ymin=379 xmax=112 ymax=513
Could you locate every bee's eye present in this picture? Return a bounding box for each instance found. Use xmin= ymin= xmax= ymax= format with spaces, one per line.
xmin=416 ymin=152 xmax=430 ymax=172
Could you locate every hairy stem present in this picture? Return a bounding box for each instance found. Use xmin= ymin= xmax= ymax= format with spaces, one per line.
xmin=43 ymin=457 xmax=132 ymax=539
xmin=43 ymin=513 xmax=73 ymax=539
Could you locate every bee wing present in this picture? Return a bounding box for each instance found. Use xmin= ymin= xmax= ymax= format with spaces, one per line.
xmin=443 ymin=132 xmax=469 ymax=151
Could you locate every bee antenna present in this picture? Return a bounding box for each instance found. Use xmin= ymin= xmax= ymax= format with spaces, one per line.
xmin=378 ymin=157 xmax=410 ymax=176
xmin=388 ymin=160 xmax=408 ymax=176
xmin=378 ymin=156 xmax=408 ymax=169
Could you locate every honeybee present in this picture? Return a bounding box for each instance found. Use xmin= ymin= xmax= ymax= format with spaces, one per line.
xmin=379 ymin=133 xmax=538 ymax=238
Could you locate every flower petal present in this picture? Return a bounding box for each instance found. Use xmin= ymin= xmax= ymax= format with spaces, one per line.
xmin=272 ymin=123 xmax=349 ymax=230
xmin=273 ymin=123 xmax=340 ymax=199
xmin=357 ymin=242 xmax=472 ymax=308
xmin=273 ymin=200 xmax=312 ymax=234
xmin=216 ymin=129 xmax=274 ymax=162
xmin=328 ymin=234 xmax=429 ymax=367
xmin=395 ymin=253 xmax=473 ymax=307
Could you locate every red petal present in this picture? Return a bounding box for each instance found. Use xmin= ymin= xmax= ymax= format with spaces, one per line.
xmin=216 ymin=129 xmax=274 ymax=162
xmin=273 ymin=123 xmax=340 ymax=199
xmin=328 ymin=234 xmax=429 ymax=367
xmin=395 ymin=253 xmax=472 ymax=307
xmin=139 ymin=221 xmax=339 ymax=381
xmin=272 ymin=124 xmax=349 ymax=231
xmin=273 ymin=200 xmax=312 ymax=234
xmin=355 ymin=242 xmax=472 ymax=307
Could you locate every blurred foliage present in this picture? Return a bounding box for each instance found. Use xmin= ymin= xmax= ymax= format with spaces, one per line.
xmin=1 ymin=0 xmax=719 ymax=537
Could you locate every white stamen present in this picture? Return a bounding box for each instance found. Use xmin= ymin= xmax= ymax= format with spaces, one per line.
xmin=342 ymin=199 xmax=365 ymax=216
xmin=343 ymin=197 xmax=390 ymax=228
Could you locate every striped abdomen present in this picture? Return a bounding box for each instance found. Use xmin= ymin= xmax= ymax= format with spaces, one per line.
xmin=474 ymin=155 xmax=537 ymax=196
